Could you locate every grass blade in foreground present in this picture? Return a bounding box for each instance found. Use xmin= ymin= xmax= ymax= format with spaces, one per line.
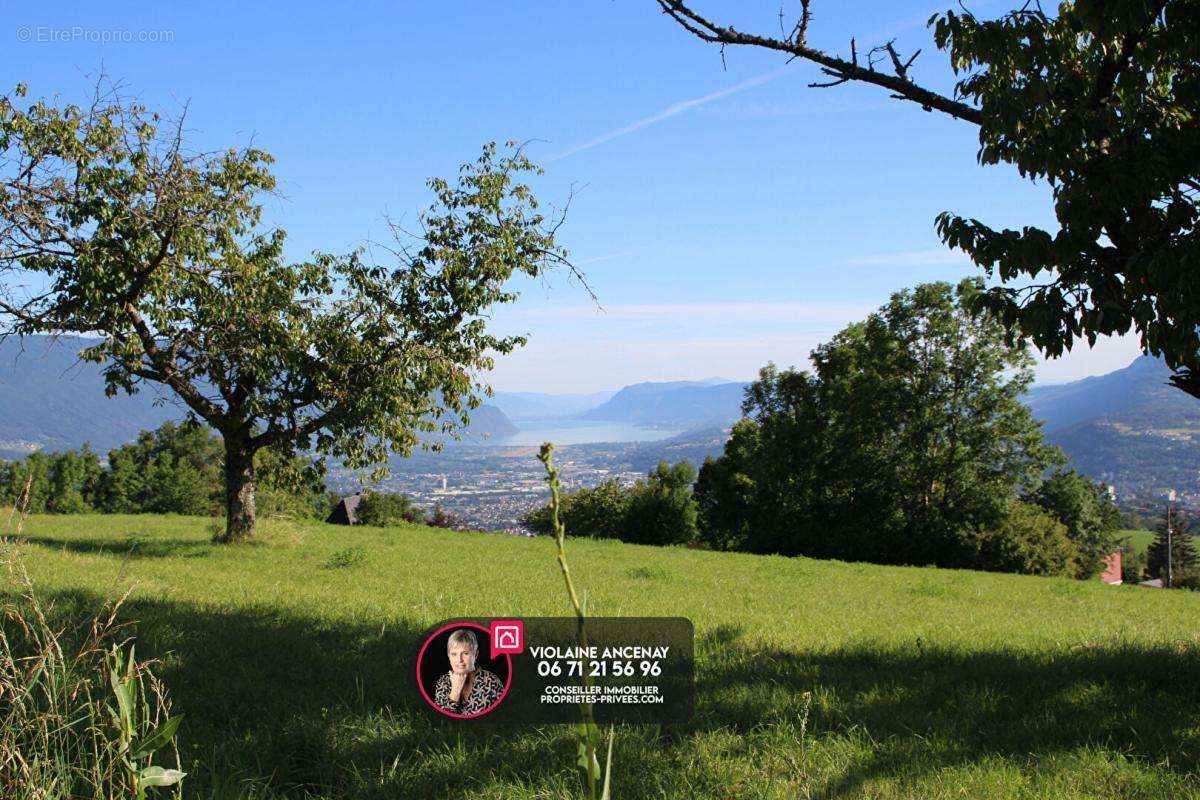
xmin=0 ymin=541 xmax=185 ymax=798
xmin=538 ymin=442 xmax=615 ymax=800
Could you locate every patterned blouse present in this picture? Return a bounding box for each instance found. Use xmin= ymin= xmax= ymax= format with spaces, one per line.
xmin=434 ymin=668 xmax=505 ymax=716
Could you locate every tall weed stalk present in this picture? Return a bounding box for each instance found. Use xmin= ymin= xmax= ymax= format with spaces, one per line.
xmin=537 ymin=443 xmax=614 ymax=800
xmin=0 ymin=542 xmax=185 ymax=798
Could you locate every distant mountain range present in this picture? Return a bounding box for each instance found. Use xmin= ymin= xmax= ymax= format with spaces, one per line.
xmin=579 ymin=379 xmax=748 ymax=430
xmin=1026 ymin=355 xmax=1200 ymax=432
xmin=0 ymin=336 xmax=519 ymax=457
xmin=0 ymin=336 xmax=182 ymax=456
xmin=4 ymin=335 xmax=1197 ymax=502
xmin=1024 ymin=355 xmax=1200 ymax=500
xmin=490 ymin=390 xmax=615 ymax=421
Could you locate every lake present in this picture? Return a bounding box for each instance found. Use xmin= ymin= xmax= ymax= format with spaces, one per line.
xmin=476 ymin=419 xmax=683 ymax=446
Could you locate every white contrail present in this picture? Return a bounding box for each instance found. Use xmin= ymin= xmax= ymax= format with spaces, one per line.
xmin=547 ymin=0 xmax=1014 ymax=163
xmin=547 ymin=65 xmax=794 ymax=162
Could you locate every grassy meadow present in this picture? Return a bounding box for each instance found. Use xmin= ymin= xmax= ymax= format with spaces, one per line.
xmin=6 ymin=513 xmax=1200 ymax=799
xmin=1119 ymin=529 xmax=1157 ymax=557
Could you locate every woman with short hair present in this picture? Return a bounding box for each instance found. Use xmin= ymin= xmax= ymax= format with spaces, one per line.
xmin=434 ymin=628 xmax=504 ymax=715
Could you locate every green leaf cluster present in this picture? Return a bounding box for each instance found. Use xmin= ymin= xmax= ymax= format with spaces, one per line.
xmin=0 ymin=420 xmax=331 ymax=518
xmin=522 ymin=461 xmax=698 ymax=546
xmin=930 ymin=2 xmax=1200 ymax=393
xmin=354 ymin=490 xmax=424 ymax=526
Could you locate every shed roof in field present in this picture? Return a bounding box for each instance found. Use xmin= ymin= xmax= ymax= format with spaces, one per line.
xmin=326 ymin=494 xmax=362 ymax=525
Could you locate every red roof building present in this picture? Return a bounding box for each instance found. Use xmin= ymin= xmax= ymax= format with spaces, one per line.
xmin=1099 ymin=550 xmax=1122 ymax=584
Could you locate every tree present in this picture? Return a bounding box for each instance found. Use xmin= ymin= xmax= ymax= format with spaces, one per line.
xmin=694 ymin=279 xmax=1067 ymax=571
xmin=0 ymin=85 xmax=574 ymax=541
xmin=656 ymin=2 xmax=1200 ymax=396
xmin=694 ymin=448 xmax=756 ymax=551
xmin=623 ymin=460 xmax=699 ymax=546
xmin=425 ymin=503 xmax=464 ymax=530
xmin=1146 ymin=511 xmax=1198 ymax=586
xmin=355 ymin=490 xmax=424 ymax=527
xmin=1120 ymin=538 xmax=1148 ymax=583
xmin=977 ymin=501 xmax=1077 ymax=577
xmin=0 ymin=447 xmax=102 ymax=514
xmin=96 ymin=420 xmax=223 ymax=515
xmin=521 ymin=478 xmax=633 ymax=539
xmin=521 ymin=462 xmax=699 ymax=545
xmin=43 ymin=445 xmax=103 ymax=513
xmin=1027 ymin=469 xmax=1122 ymax=578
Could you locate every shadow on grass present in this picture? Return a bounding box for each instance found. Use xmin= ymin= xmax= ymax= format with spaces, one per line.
xmin=695 ymin=624 xmax=1200 ymax=797
xmin=19 ymin=535 xmax=214 ymax=559
xmin=18 ymin=591 xmax=1200 ymax=799
xmin=24 ymin=589 xmax=572 ymax=798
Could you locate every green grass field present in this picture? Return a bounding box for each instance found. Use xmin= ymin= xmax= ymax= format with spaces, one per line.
xmin=8 ymin=513 xmax=1200 ymax=799
xmin=1119 ymin=529 xmax=1156 ymax=556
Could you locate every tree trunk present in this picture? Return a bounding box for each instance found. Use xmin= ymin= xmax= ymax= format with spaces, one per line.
xmin=219 ymin=438 xmax=256 ymax=543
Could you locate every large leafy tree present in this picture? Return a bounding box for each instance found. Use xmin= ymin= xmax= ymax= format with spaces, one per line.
xmin=656 ymin=1 xmax=1200 ymax=395
xmin=695 ymin=280 xmax=1067 ymax=570
xmin=0 ymin=85 xmax=573 ymax=541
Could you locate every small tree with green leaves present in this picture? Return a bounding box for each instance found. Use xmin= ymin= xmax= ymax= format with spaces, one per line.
xmin=1027 ymin=469 xmax=1122 ymax=578
xmin=355 ymin=490 xmax=424 ymax=526
xmin=425 ymin=503 xmax=464 ymax=530
xmin=1121 ymin=540 xmax=1148 ymax=583
xmin=0 ymin=447 xmax=103 ymax=514
xmin=623 ymin=460 xmax=699 ymax=546
xmin=976 ymin=501 xmax=1078 ymax=578
xmin=96 ymin=421 xmax=223 ymax=515
xmin=44 ymin=446 xmax=104 ymax=514
xmin=521 ymin=478 xmax=633 ymax=539
xmin=0 ymin=84 xmax=573 ymax=541
xmin=522 ymin=463 xmax=699 ymax=546
xmin=694 ymin=431 xmax=758 ymax=551
xmin=1147 ymin=512 xmax=1198 ymax=586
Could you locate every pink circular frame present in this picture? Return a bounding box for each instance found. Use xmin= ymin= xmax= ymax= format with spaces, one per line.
xmin=415 ymin=621 xmax=513 ymax=719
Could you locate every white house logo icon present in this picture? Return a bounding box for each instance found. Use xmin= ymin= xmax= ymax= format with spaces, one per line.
xmin=490 ymin=620 xmax=524 ymax=657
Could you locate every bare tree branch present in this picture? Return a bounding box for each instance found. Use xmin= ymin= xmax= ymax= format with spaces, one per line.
xmin=655 ymin=0 xmax=983 ymax=124
xmin=121 ymin=302 xmax=226 ymax=423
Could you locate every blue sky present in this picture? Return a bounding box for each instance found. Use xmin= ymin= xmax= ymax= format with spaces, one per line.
xmin=7 ymin=1 xmax=1142 ymax=392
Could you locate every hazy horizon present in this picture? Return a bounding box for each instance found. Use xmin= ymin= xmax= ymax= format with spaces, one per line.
xmin=488 ymin=333 xmax=1146 ymax=395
